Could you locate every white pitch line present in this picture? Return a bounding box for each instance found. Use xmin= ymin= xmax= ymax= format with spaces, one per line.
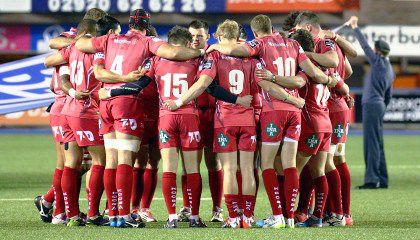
xmin=0 ymin=198 xmax=213 ymax=202
xmin=350 ymin=165 xmax=420 ymax=169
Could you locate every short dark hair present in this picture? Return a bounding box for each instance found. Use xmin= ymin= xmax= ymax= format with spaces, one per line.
xmin=290 ymin=29 xmax=315 ymax=52
xmin=250 ymin=14 xmax=272 ymax=34
xmin=83 ymin=8 xmax=107 ymax=21
xmin=168 ymin=26 xmax=192 ymax=46
xmin=188 ymin=20 xmax=209 ymax=31
xmin=96 ymin=16 xmax=120 ymax=36
xmin=283 ymin=11 xmax=301 ymax=32
xmin=295 ymin=11 xmax=320 ymax=28
xmin=77 ymin=19 xmax=97 ymax=36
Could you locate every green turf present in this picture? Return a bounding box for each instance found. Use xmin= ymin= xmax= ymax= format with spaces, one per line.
xmin=0 ymin=134 xmax=419 ymax=239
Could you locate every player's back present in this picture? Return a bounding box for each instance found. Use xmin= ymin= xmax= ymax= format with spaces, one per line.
xmin=247 ymin=34 xmax=308 ymax=111
xmin=94 ymin=30 xmax=164 ymax=88
xmin=60 ymin=44 xmax=100 ymax=118
xmin=146 ymin=56 xmax=201 ymax=116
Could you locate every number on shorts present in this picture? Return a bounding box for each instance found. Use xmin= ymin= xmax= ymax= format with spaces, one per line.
xmin=273 ymin=57 xmax=296 ymax=77
xmin=228 ymin=70 xmax=244 ymax=95
xmin=160 ymin=73 xmax=188 ymax=98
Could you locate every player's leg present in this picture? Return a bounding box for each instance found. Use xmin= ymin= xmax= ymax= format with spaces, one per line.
xmin=161 ymin=147 xmax=179 ymax=228
xmin=86 ymin=144 xmax=106 ymax=225
xmin=257 ymin=111 xmax=286 ymax=228
xmin=103 ymin=132 xmax=119 ymax=226
xmin=131 ymin=149 xmax=147 ymax=216
xmin=215 ymin=127 xmax=240 ymax=228
xmin=139 ymin=144 xmax=160 ymax=222
xmin=204 ymin=147 xmax=224 ymax=222
xmin=180 ymin=114 xmax=206 ymax=228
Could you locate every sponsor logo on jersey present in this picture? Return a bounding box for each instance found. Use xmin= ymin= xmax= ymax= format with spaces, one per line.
xmin=333 ymin=124 xmax=344 ymax=138
xmin=306 ymin=134 xmax=320 ymax=149
xmin=217 ymin=132 xmax=229 ymax=147
xmin=94 ymin=52 xmax=105 ymax=60
xmin=159 ymin=130 xmax=170 ymax=144
xmin=199 ymin=60 xmax=213 ymax=71
xmin=265 ymin=122 xmax=279 ymax=138
xmin=247 ymin=39 xmax=260 ymax=48
xmin=324 ymin=39 xmax=335 ymax=48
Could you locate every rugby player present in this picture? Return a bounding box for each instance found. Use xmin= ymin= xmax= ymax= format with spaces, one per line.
xmin=34 ymin=8 xmax=107 ymax=224
xmin=44 ymin=19 xmax=108 ymax=227
xmin=294 ymin=11 xmax=355 ymax=226
xmin=207 ymin=14 xmax=329 ymax=228
xmin=75 ymin=9 xmax=204 ymax=228
xmin=176 ymin=20 xmax=224 ymax=223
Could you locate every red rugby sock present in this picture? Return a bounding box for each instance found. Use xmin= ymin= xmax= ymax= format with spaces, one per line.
xmin=313 ymin=175 xmax=329 ymax=219
xmin=52 ymin=168 xmax=65 ymax=216
xmin=104 ymin=169 xmax=118 ymax=217
xmin=181 ymin=174 xmax=189 ymax=208
xmin=162 ymin=172 xmax=177 ymax=214
xmin=284 ymin=167 xmax=299 ymax=219
xmin=242 ymin=195 xmax=256 ymax=218
xmin=61 ymin=166 xmax=80 ymax=218
xmin=236 ymin=171 xmax=243 ymax=210
xmin=224 ymin=194 xmax=239 ymax=218
xmin=297 ymin=166 xmax=313 ymax=215
xmin=209 ymin=170 xmax=223 ymax=211
xmin=131 ymin=167 xmax=144 ymax=209
xmin=116 ymin=164 xmax=133 ymax=216
xmin=276 ymin=175 xmax=287 ymax=217
xmin=187 ymin=173 xmax=202 ymax=216
xmin=141 ymin=168 xmax=158 ymax=209
xmin=43 ymin=186 xmax=55 ymax=204
xmin=88 ymin=165 xmax=104 ymax=218
xmin=336 ymin=162 xmax=351 ymax=215
xmin=262 ymin=169 xmax=283 ymax=216
xmin=326 ymin=169 xmax=343 ymax=215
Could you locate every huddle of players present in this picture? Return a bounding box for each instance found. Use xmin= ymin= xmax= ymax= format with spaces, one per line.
xmin=35 ymin=7 xmax=356 ymax=229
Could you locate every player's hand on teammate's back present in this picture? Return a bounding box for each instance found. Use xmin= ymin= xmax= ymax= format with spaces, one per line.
xmin=236 ymin=95 xmax=253 ymax=107
xmin=346 ymin=95 xmax=355 ymax=109
xmin=98 ymin=88 xmax=111 ymax=100
xmin=123 ymin=70 xmax=143 ymax=83
xmin=206 ymin=44 xmax=219 ymax=54
xmin=164 ymin=100 xmax=179 ymax=111
xmin=327 ymin=75 xmax=339 ymax=88
xmin=346 ymin=16 xmax=358 ymax=29
xmin=75 ymin=90 xmax=90 ymax=100
xmin=256 ymin=69 xmax=275 ymax=82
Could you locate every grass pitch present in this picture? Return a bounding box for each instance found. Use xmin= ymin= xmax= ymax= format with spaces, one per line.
xmin=0 ymin=133 xmax=419 ymax=239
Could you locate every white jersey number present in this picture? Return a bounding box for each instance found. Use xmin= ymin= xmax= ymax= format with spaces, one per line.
xmin=161 ymin=73 xmax=188 ymax=98
xmin=70 ymin=60 xmax=84 ymax=86
xmin=110 ymin=55 xmax=123 ymax=75
xmin=315 ymin=84 xmax=330 ymax=107
xmin=273 ymin=57 xmax=296 ymax=77
xmin=228 ymin=70 xmax=244 ymax=95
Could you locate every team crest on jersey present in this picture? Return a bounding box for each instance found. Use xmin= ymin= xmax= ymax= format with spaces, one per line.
xmin=217 ymin=133 xmax=229 ymax=148
xmin=247 ymin=40 xmax=260 ymax=48
xmin=143 ymin=59 xmax=152 ymax=70
xmin=159 ymin=130 xmax=170 ymax=144
xmin=334 ymin=124 xmax=345 ymax=138
xmin=199 ymin=60 xmax=213 ymax=71
xmin=306 ymin=134 xmax=320 ymax=149
xmin=265 ymin=122 xmax=279 ymax=138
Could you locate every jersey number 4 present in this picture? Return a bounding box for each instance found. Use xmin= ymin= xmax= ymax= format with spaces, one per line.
xmin=161 ymin=73 xmax=188 ymax=98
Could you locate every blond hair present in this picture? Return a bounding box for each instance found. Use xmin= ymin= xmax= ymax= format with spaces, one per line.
xmin=250 ymin=14 xmax=272 ymax=34
xmin=215 ymin=20 xmax=239 ymax=40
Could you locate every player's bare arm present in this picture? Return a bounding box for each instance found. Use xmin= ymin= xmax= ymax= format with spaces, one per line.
xmin=155 ymin=43 xmax=202 ymax=61
xmin=206 ymin=43 xmax=250 ymax=57
xmin=306 ymin=50 xmax=339 ymax=68
xmin=49 ymin=36 xmax=76 ymax=50
xmin=320 ymin=30 xmax=357 ymax=58
xmin=344 ymin=57 xmax=353 ymax=79
xmin=44 ymin=52 xmax=67 ymax=67
xmin=59 ymin=73 xmax=89 ymax=100
xmin=256 ymin=68 xmax=306 ymax=89
xmin=257 ymin=80 xmax=305 ymax=109
xmin=93 ymin=64 xmax=143 ymax=83
xmin=299 ymin=59 xmax=336 ymax=87
xmin=75 ymin=36 xmax=96 ymax=53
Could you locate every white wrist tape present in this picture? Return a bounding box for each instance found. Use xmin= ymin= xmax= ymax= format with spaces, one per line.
xmin=199 ymin=49 xmax=205 ymax=56
xmin=175 ymin=99 xmax=183 ymax=108
xmin=68 ymin=88 xmax=76 ymax=99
